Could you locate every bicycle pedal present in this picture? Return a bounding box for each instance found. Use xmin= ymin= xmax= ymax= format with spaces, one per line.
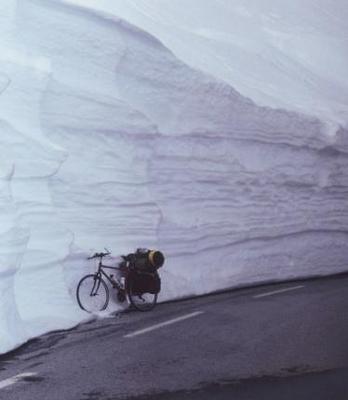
xmin=117 ymin=291 xmax=126 ymax=303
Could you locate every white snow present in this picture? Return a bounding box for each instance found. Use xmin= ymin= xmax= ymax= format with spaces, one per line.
xmin=69 ymin=0 xmax=348 ymax=131
xmin=0 ymin=0 xmax=348 ymax=354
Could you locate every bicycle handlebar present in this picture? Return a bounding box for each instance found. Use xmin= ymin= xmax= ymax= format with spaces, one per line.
xmin=87 ymin=251 xmax=111 ymax=260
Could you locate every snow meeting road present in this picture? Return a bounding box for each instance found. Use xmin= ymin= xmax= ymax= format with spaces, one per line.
xmin=0 ymin=274 xmax=347 ymax=400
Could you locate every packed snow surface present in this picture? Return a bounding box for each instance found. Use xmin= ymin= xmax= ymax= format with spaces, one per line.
xmin=0 ymin=0 xmax=348 ymax=353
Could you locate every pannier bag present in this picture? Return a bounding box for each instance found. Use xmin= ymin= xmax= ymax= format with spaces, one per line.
xmin=129 ymin=271 xmax=161 ymax=295
xmin=126 ymin=248 xmax=165 ymax=273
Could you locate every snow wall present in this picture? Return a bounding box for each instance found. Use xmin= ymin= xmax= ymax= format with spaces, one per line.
xmin=1 ymin=0 xmax=348 ymax=353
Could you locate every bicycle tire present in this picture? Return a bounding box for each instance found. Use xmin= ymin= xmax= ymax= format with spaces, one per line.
xmin=76 ymin=274 xmax=109 ymax=313
xmin=126 ymin=272 xmax=158 ymax=312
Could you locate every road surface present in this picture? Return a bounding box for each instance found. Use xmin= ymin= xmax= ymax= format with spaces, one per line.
xmin=0 ymin=274 xmax=347 ymax=399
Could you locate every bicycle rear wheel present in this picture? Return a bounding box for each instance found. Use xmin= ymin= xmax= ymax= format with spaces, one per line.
xmin=126 ymin=273 xmax=158 ymax=312
xmin=76 ymin=274 xmax=109 ymax=313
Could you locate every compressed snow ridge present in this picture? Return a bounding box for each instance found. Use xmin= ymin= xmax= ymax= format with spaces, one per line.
xmin=69 ymin=0 xmax=348 ymax=131
xmin=0 ymin=0 xmax=347 ymax=354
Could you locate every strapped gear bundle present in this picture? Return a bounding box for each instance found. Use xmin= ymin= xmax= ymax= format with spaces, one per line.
xmin=125 ymin=248 xmax=165 ymax=273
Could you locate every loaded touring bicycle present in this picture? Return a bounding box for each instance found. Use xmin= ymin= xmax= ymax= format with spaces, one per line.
xmin=76 ymin=249 xmax=164 ymax=312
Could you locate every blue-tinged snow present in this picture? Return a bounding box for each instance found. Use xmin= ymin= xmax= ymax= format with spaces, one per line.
xmin=0 ymin=0 xmax=347 ymax=353
xmin=70 ymin=0 xmax=348 ymax=133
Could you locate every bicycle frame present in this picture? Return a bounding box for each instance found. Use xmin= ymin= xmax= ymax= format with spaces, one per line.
xmin=78 ymin=251 xmax=159 ymax=312
xmin=95 ymin=258 xmax=124 ymax=290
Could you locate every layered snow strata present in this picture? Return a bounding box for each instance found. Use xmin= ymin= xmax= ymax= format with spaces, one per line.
xmin=0 ymin=0 xmax=347 ymax=353
xmin=70 ymin=0 xmax=348 ymax=131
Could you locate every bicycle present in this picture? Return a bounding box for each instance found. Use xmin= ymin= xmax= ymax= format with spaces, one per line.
xmin=76 ymin=250 xmax=159 ymax=313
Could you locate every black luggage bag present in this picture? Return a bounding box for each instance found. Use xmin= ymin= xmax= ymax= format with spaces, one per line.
xmin=129 ymin=271 xmax=161 ymax=295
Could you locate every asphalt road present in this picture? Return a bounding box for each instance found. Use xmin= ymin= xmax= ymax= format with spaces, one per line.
xmin=0 ymin=274 xmax=347 ymax=400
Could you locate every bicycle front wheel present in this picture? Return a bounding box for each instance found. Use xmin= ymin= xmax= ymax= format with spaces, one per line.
xmin=126 ymin=274 xmax=158 ymax=312
xmin=76 ymin=274 xmax=109 ymax=313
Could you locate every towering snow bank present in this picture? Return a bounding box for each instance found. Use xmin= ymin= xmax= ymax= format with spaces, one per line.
xmin=70 ymin=0 xmax=348 ymax=131
xmin=0 ymin=0 xmax=347 ymax=353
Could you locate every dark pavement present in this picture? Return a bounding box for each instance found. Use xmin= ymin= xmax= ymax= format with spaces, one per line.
xmin=0 ymin=274 xmax=347 ymax=399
